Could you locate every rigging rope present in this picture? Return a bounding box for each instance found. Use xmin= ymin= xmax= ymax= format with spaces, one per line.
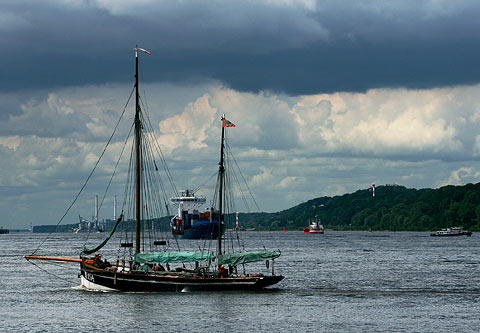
xmin=139 ymin=95 xmax=178 ymax=195
xmin=30 ymin=85 xmax=136 ymax=256
xmin=83 ymin=122 xmax=134 ymax=247
xmin=26 ymin=259 xmax=79 ymax=285
xmin=193 ymin=171 xmax=218 ymax=194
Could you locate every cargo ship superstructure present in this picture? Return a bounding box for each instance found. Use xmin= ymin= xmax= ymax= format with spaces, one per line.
xmin=171 ymin=190 xmax=224 ymax=239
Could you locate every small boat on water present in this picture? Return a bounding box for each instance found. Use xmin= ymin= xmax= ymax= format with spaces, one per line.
xmin=0 ymin=227 xmax=9 ymax=234
xmin=430 ymin=227 xmax=472 ymax=237
xmin=304 ymin=219 xmax=324 ymax=234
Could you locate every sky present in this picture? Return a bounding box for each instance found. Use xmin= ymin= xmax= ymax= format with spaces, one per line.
xmin=2 ymin=0 xmax=480 ymax=229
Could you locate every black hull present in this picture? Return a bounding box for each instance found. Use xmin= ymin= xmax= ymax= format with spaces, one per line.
xmin=81 ymin=267 xmax=284 ymax=292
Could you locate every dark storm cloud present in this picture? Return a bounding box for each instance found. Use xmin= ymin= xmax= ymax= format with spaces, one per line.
xmin=2 ymin=1 xmax=480 ymax=96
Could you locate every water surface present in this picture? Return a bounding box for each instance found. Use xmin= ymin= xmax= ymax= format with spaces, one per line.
xmin=1 ymin=231 xmax=479 ymax=332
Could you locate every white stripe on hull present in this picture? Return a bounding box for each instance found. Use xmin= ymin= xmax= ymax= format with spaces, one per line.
xmin=80 ymin=276 xmax=118 ymax=291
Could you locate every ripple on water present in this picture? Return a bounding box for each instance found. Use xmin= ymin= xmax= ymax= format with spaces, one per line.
xmin=2 ymin=231 xmax=480 ymax=332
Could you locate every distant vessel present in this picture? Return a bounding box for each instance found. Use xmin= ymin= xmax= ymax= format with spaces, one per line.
xmin=304 ymin=219 xmax=324 ymax=234
xmin=170 ymin=190 xmax=224 ymax=239
xmin=430 ymin=227 xmax=472 ymax=237
xmin=0 ymin=227 xmax=9 ymax=234
xmin=73 ymin=216 xmax=83 ymax=234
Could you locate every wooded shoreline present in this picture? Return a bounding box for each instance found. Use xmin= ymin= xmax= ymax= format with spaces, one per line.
xmin=31 ymin=183 xmax=480 ymax=233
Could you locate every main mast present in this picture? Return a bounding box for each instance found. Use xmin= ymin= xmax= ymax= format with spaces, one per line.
xmin=134 ymin=47 xmax=142 ymax=254
xmin=217 ymin=115 xmax=226 ymax=262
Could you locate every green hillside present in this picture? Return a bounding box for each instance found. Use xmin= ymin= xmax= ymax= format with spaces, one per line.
xmin=238 ymin=183 xmax=480 ymax=232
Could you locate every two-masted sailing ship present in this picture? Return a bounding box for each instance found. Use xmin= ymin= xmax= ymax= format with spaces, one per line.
xmin=25 ymin=46 xmax=283 ymax=292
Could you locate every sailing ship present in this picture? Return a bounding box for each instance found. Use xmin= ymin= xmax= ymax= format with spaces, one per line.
xmin=25 ymin=46 xmax=283 ymax=291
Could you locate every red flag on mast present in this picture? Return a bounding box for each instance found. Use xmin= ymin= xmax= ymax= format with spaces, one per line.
xmin=222 ymin=117 xmax=235 ymax=127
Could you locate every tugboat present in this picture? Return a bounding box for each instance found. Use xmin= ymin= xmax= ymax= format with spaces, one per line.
xmin=303 ymin=218 xmax=324 ymax=234
xmin=430 ymin=227 xmax=472 ymax=237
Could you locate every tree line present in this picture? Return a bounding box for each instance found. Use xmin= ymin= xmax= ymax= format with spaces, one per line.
xmin=238 ymin=183 xmax=480 ymax=232
xmin=33 ymin=183 xmax=480 ymax=232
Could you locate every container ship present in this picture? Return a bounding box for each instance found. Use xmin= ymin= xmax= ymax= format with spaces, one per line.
xmin=171 ymin=190 xmax=224 ymax=239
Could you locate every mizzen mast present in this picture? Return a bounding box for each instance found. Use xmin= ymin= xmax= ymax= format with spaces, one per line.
xmin=217 ymin=114 xmax=235 ymax=266
xmin=217 ymin=116 xmax=226 ymax=261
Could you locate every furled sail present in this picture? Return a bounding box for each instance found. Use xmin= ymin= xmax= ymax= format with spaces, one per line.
xmin=218 ymin=250 xmax=281 ymax=265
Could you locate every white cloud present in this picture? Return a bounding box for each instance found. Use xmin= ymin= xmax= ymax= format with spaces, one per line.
xmin=277 ymin=176 xmax=305 ymax=188
xmin=157 ymin=87 xmax=299 ymax=155
xmin=4 ymin=82 xmax=480 ymax=228
xmin=0 ymin=136 xmax=21 ymax=151
xmin=158 ymin=94 xmax=217 ymax=153
xmin=442 ymin=167 xmax=480 ymax=186
xmin=251 ymin=166 xmax=275 ymax=187
xmin=292 ymin=87 xmax=471 ymax=158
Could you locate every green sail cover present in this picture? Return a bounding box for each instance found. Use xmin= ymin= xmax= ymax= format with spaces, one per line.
xmin=82 ymin=214 xmax=123 ymax=255
xmin=135 ymin=251 xmax=214 ymax=264
xmin=218 ymin=250 xmax=281 ymax=265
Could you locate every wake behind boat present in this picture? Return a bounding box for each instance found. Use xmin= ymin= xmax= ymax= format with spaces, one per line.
xmin=25 ymin=46 xmax=283 ymax=292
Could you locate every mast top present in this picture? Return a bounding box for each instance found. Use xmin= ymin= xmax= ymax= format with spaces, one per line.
xmin=133 ymin=46 xmax=151 ymax=58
